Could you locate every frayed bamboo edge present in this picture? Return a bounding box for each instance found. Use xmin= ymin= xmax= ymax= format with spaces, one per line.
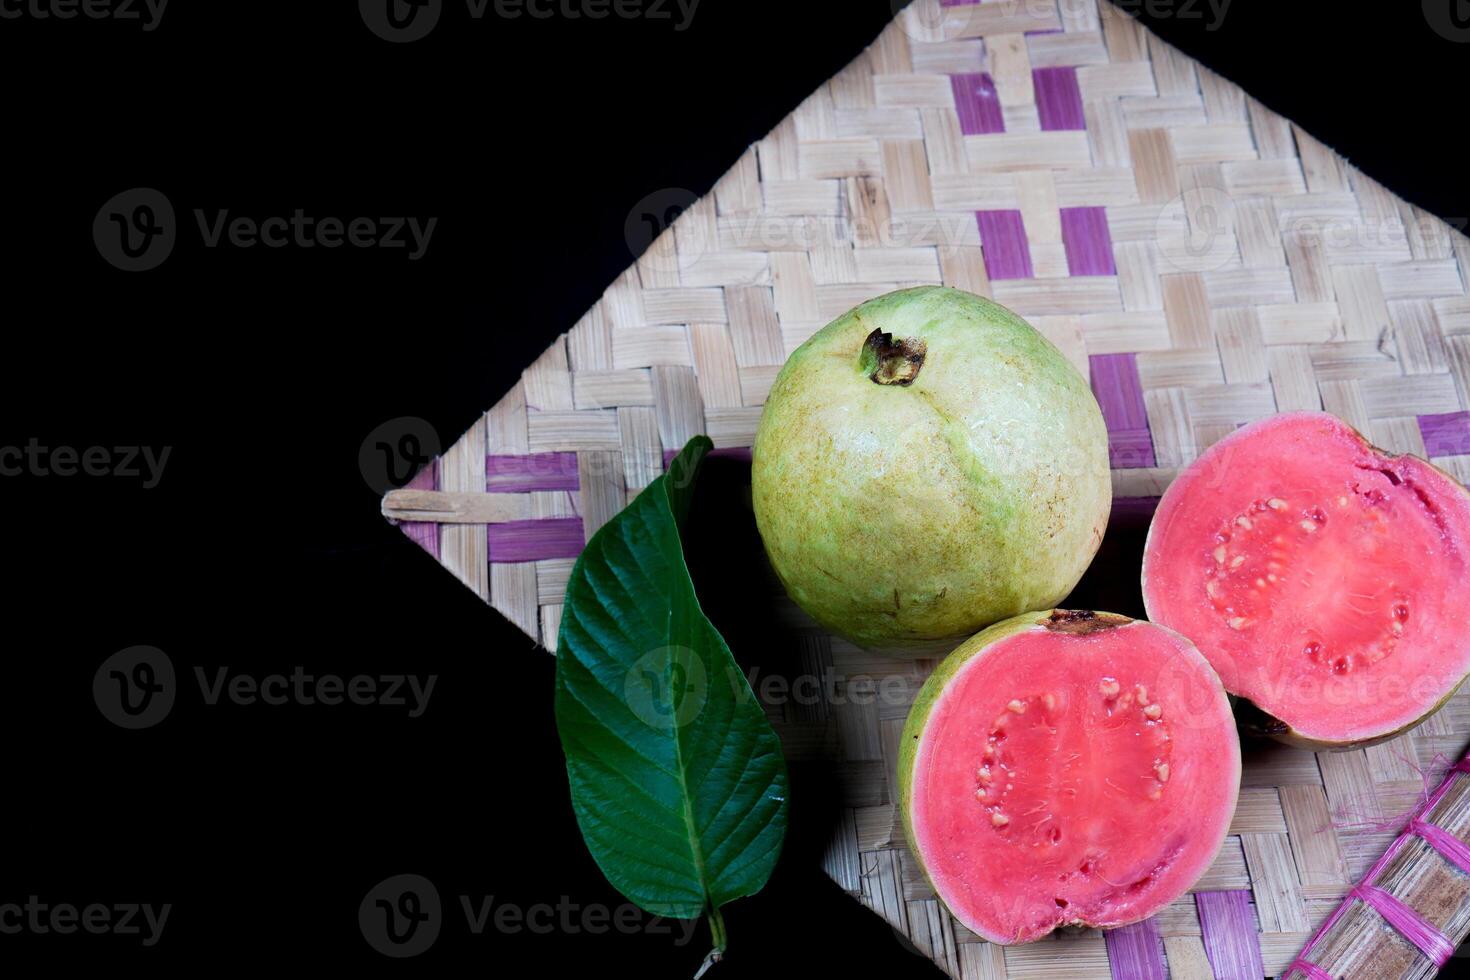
xmin=1285 ymin=754 xmax=1470 ymax=979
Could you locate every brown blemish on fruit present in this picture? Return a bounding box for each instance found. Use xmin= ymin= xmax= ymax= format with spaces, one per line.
xmin=864 ymin=328 xmax=926 ymax=386
xmin=1042 ymin=610 xmax=1129 ymax=635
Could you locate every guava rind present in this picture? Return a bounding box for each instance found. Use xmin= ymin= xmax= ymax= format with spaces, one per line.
xmin=899 ymin=610 xmax=1241 ymax=944
xmin=1141 ymin=411 xmax=1470 ymax=750
xmin=1231 ymin=688 xmax=1465 ymax=752
xmin=752 ymin=287 xmax=1111 ymax=651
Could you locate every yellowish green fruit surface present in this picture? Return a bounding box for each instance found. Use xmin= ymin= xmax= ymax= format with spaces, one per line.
xmin=752 ymin=287 xmax=1111 ymax=650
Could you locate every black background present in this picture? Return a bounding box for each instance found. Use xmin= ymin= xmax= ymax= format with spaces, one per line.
xmin=2 ymin=0 xmax=1466 ymax=974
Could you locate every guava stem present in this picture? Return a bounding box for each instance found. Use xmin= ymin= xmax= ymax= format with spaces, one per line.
xmin=862 ymin=328 xmax=926 ymax=386
xmin=692 ymin=906 xmax=727 ymax=979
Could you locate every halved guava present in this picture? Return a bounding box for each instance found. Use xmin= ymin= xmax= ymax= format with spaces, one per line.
xmin=898 ymin=610 xmax=1239 ymax=945
xmin=1142 ymin=411 xmax=1470 ymax=749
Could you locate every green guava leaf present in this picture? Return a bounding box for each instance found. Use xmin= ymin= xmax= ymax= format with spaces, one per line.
xmin=554 ymin=435 xmax=789 ymax=930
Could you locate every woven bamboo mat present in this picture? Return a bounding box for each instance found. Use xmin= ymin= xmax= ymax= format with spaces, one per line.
xmin=383 ymin=1 xmax=1470 ymax=975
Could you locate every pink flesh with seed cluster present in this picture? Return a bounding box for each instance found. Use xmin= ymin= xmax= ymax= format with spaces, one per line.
xmin=1144 ymin=412 xmax=1470 ymax=743
xmin=908 ymin=621 xmax=1238 ymax=944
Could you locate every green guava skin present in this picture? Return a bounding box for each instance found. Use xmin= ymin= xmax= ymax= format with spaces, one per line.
xmin=751 ymin=286 xmax=1112 ymax=651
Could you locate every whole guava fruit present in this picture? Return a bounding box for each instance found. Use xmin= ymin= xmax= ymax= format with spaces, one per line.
xmin=751 ymin=286 xmax=1111 ymax=651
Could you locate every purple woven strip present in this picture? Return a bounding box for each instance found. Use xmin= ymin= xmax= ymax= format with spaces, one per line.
xmin=400 ymin=458 xmax=440 ymax=560
xmin=1354 ymin=884 xmax=1455 ymax=967
xmin=1060 ymin=206 xmax=1117 ymax=276
xmin=487 ymin=452 xmax=580 ymax=492
xmin=975 ymin=210 xmax=1033 ymax=280
xmin=1417 ymin=410 xmax=1470 ymax=458
xmin=1411 ymin=817 xmax=1470 ymax=873
xmin=661 ymin=447 xmax=752 ymax=467
xmin=1290 ymin=751 xmax=1470 ymax=977
xmin=1089 ymin=353 xmax=1156 ymax=470
xmin=1034 ymin=67 xmax=1086 ymax=131
xmin=487 ymin=518 xmax=585 ymax=563
xmin=1104 ymin=917 xmax=1167 ymax=980
xmin=1196 ymin=891 xmax=1266 ymax=980
xmin=1284 ymin=959 xmax=1334 ymax=980
xmin=949 ymin=72 xmax=1005 ymax=135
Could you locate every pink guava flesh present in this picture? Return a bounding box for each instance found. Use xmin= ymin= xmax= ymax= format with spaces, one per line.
xmin=902 ymin=613 xmax=1239 ymax=944
xmin=1143 ymin=412 xmax=1470 ymax=746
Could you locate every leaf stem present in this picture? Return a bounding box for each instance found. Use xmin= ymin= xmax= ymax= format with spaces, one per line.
xmin=692 ymin=906 xmax=727 ymax=980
